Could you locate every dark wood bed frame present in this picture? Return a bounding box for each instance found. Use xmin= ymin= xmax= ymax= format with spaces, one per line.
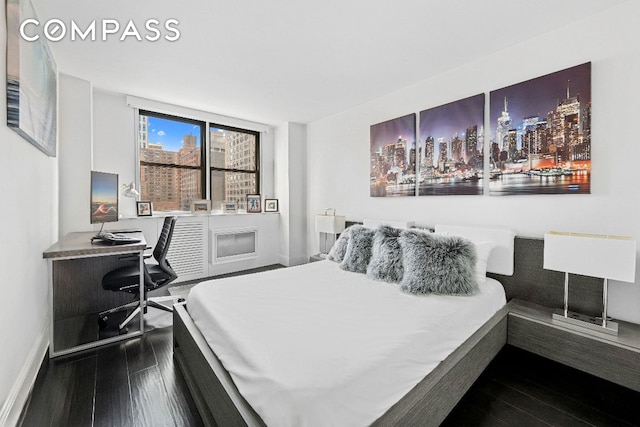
xmin=173 ymin=237 xmax=600 ymax=426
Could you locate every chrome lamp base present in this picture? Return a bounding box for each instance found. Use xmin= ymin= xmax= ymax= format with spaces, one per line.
xmin=552 ymin=309 xmax=618 ymax=336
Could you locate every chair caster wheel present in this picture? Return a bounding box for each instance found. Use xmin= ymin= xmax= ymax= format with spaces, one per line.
xmin=98 ymin=316 xmax=108 ymax=329
xmin=119 ymin=327 xmax=128 ymax=335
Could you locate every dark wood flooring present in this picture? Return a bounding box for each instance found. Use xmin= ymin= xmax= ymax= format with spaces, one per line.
xmin=20 ymin=336 xmax=640 ymax=427
xmin=19 ymin=325 xmax=204 ymax=427
xmin=443 ymin=345 xmax=640 ymax=427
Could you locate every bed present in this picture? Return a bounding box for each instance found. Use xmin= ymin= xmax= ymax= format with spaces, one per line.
xmin=173 ymin=224 xmax=515 ymax=426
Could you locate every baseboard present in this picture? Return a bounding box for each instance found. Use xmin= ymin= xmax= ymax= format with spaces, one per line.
xmin=278 ymin=254 xmax=291 ymax=267
xmin=0 ymin=321 xmax=49 ymax=427
xmin=278 ymin=254 xmax=310 ymax=267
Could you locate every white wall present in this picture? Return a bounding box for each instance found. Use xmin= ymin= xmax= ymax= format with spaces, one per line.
xmin=306 ymin=1 xmax=640 ymax=323
xmin=58 ymin=73 xmax=92 ymax=236
xmin=0 ymin=14 xmax=56 ymax=425
xmin=93 ymin=89 xmax=138 ymax=217
xmin=275 ymin=122 xmax=308 ymax=266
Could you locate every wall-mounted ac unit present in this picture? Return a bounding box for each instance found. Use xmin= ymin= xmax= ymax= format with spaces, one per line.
xmin=212 ymin=227 xmax=258 ymax=264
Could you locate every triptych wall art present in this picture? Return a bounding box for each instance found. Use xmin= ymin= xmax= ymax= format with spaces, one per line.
xmin=370 ymin=63 xmax=591 ymax=197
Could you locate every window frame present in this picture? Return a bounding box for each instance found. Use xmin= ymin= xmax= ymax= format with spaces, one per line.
xmin=208 ymin=122 xmax=261 ymax=201
xmin=139 ymin=110 xmax=207 ymax=202
xmin=137 ymin=110 xmax=261 ymax=212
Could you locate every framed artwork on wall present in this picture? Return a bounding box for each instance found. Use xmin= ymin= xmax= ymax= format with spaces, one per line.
xmin=246 ymin=194 xmax=261 ymax=213
xmin=370 ymin=113 xmax=416 ymax=197
xmin=6 ymin=0 xmax=58 ymax=157
xmin=489 ymin=62 xmax=591 ymax=195
xmin=418 ymin=94 xmax=485 ymax=196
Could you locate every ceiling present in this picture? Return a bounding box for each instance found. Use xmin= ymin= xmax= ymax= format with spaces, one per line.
xmin=33 ymin=0 xmax=625 ymax=125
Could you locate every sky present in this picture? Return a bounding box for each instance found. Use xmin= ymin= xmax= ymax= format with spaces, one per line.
xmin=147 ymin=115 xmax=202 ymax=151
xmin=370 ymin=113 xmax=416 ymax=153
xmin=419 ymin=93 xmax=484 ymax=142
xmin=489 ymin=62 xmax=591 ymax=140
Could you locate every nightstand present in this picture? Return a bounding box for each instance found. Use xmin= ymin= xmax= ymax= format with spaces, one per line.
xmin=508 ymin=299 xmax=640 ymax=392
xmin=309 ymin=253 xmax=328 ymax=263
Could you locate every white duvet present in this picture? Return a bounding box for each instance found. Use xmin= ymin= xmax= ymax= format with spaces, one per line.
xmin=187 ymin=260 xmax=506 ymax=427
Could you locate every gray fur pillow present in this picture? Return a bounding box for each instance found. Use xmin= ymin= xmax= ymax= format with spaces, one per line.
xmin=398 ymin=230 xmax=477 ymax=295
xmin=340 ymin=225 xmax=375 ymax=273
xmin=327 ymin=227 xmax=352 ymax=262
xmin=366 ymin=225 xmax=403 ymax=283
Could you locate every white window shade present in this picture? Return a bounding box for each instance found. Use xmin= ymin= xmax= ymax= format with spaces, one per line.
xmin=543 ymin=231 xmax=636 ymax=283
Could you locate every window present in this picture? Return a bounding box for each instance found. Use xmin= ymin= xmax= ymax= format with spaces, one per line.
xmin=138 ymin=111 xmax=259 ymax=212
xmin=210 ymin=125 xmax=259 ymax=210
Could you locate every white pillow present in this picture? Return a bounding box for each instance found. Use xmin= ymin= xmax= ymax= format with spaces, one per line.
xmin=473 ymin=241 xmax=495 ymax=284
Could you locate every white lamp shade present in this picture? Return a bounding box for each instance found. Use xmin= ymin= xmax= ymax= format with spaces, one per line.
xmin=543 ymin=231 xmax=636 ymax=283
xmin=315 ymin=215 xmax=346 ymax=234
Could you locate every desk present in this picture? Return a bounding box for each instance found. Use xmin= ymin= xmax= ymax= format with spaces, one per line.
xmin=43 ymin=231 xmax=147 ymax=358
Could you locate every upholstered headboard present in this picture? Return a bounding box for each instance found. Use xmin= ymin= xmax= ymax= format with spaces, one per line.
xmin=362 ymin=219 xmax=415 ymax=229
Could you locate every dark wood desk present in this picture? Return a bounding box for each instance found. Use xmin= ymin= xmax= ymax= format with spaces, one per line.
xmin=43 ymin=231 xmax=147 ymax=358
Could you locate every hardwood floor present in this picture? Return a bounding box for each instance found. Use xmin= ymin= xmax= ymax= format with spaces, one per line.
xmin=20 ymin=334 xmax=640 ymax=427
xmin=443 ymin=345 xmax=640 ymax=426
xmin=19 ymin=326 xmax=203 ymax=427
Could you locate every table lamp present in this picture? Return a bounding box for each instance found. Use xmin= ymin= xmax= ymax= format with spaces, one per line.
xmin=121 ymin=182 xmax=140 ymax=200
xmin=543 ymin=231 xmax=636 ymax=336
xmin=315 ymin=209 xmax=346 ymax=254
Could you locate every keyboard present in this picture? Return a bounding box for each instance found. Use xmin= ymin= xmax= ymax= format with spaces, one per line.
xmin=96 ymin=232 xmax=141 ymax=244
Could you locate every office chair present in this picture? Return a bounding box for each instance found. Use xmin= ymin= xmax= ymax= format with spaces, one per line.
xmin=99 ymin=216 xmax=181 ymax=330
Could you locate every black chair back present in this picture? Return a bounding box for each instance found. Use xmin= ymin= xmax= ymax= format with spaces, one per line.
xmin=149 ymin=216 xmax=178 ymax=289
xmin=154 ymin=216 xmax=177 ymax=265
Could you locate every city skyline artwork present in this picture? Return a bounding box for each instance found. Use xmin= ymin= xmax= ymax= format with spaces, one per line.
xmin=489 ymin=62 xmax=591 ymax=195
xmin=370 ymin=113 xmax=416 ymax=197
xmin=419 ymin=94 xmax=485 ymax=196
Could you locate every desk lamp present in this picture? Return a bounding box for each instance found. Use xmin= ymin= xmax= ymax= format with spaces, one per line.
xmin=543 ymin=231 xmax=636 ymax=336
xmin=315 ymin=209 xmax=346 ymax=254
xmin=121 ymin=182 xmax=140 ymax=200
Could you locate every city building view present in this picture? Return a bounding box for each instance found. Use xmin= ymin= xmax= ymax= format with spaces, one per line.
xmin=139 ymin=114 xmax=258 ymax=211
xmin=139 ymin=114 xmax=202 ymax=211
xmin=210 ymin=127 xmax=257 ymax=211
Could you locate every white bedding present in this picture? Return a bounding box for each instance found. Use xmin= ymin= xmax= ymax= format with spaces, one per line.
xmin=187 ymin=260 xmax=506 ymax=427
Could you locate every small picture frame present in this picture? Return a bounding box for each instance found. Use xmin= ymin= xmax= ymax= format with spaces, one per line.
xmin=264 ymin=199 xmax=279 ymax=212
xmin=246 ymin=194 xmax=261 ymax=213
xmin=222 ymin=201 xmax=237 ymax=214
xmin=191 ymin=199 xmax=211 ymax=215
xmin=136 ymin=201 xmax=153 ymax=217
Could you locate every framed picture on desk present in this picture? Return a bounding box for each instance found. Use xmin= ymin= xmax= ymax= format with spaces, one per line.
xmin=246 ymin=194 xmax=261 ymax=213
xmin=136 ymin=201 xmax=152 ymax=217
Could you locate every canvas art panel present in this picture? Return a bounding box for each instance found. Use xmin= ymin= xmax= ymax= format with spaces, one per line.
xmin=489 ymin=62 xmax=591 ymax=195
xmin=370 ymin=113 xmax=416 ymax=197
xmin=418 ymin=94 xmax=485 ymax=196
xmin=6 ymin=0 xmax=57 ymax=157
